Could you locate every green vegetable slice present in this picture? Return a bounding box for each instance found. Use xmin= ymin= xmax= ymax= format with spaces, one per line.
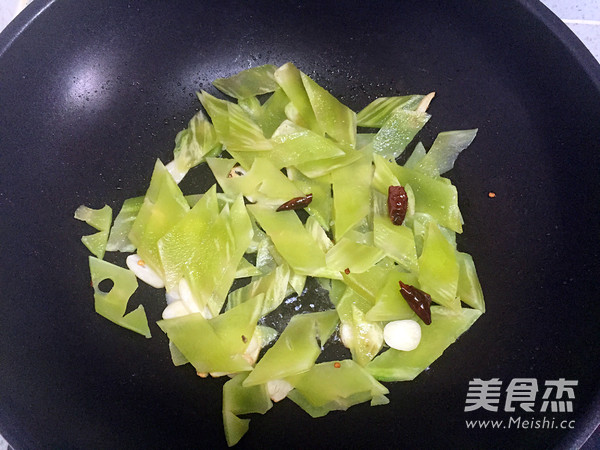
xmin=243 ymin=310 xmax=338 ymax=387
xmin=213 ymin=64 xmax=279 ymax=99
xmin=365 ymin=271 xmax=418 ymax=322
xmin=415 ymin=129 xmax=478 ymax=177
xmin=457 ymin=251 xmax=486 ymax=312
xmin=75 ymin=204 xmax=113 ymax=259
xmin=417 ymin=222 xmax=460 ymax=310
xmin=287 ymin=360 xmax=388 ymax=418
xmin=106 ymin=197 xmax=144 ymax=252
xmin=368 ymin=109 xmax=430 ymax=161
xmin=270 ymin=121 xmax=346 ymax=168
xmin=326 ymin=237 xmax=384 ymax=274
xmin=158 ymin=189 xmax=253 ymax=316
xmin=227 ymin=264 xmax=291 ymax=316
xmin=367 ymin=307 xmax=482 ymax=381
xmin=158 ymin=294 xmax=264 ymax=374
xmin=386 ymin=159 xmax=463 ymax=233
xmin=300 ymin=72 xmax=356 ymax=148
xmin=128 ymin=160 xmax=190 ymax=276
xmin=74 ymin=204 xmax=112 ymax=231
xmin=248 ymin=204 xmax=337 ymax=278
xmin=373 ymin=215 xmax=418 ymax=272
xmin=257 ymin=87 xmax=290 ymax=138
xmin=274 ymin=62 xmax=321 ymax=133
xmin=336 ymin=288 xmax=382 ymax=366
xmin=81 ymin=231 xmax=110 ymax=260
xmin=331 ymin=154 xmax=372 ymax=240
xmin=89 ymin=256 xmax=150 ymax=338
xmin=357 ymin=95 xmax=424 ymax=128
xmin=222 ymin=372 xmax=273 ymax=447
xmin=169 ymin=111 xmax=221 ymax=182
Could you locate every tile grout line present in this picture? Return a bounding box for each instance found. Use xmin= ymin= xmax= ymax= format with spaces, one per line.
xmin=562 ymin=19 xmax=600 ymax=25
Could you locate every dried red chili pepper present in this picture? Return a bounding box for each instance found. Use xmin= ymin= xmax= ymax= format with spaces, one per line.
xmin=276 ymin=193 xmax=313 ymax=212
xmin=399 ymin=280 xmax=432 ymax=325
xmin=387 ymin=185 xmax=408 ymax=225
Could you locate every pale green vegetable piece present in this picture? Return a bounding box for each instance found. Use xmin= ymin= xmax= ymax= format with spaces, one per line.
xmin=158 ymin=189 xmax=253 ymax=316
xmin=367 ymin=307 xmax=482 ymax=381
xmin=373 ymin=215 xmax=418 ymax=272
xmin=418 ymin=222 xmax=460 ymax=310
xmin=287 ymin=360 xmax=388 ymax=418
xmin=356 ymin=133 xmax=376 ymax=150
xmin=341 ymin=264 xmax=390 ymax=304
xmin=335 ymin=288 xmax=382 ymax=366
xmin=243 ymin=310 xmax=338 ymax=387
xmin=158 ymin=294 xmax=263 ymax=374
xmin=222 ymin=372 xmax=273 ymax=447
xmin=295 ymin=149 xmax=363 ymax=178
xmin=75 ymin=204 xmax=113 ymax=259
xmin=270 ymin=120 xmax=345 ymax=168
xmin=227 ymin=264 xmax=291 ymax=316
xmin=274 ymin=62 xmax=321 ymax=133
xmin=404 ymin=142 xmax=427 ymax=169
xmin=89 ymin=256 xmax=150 ymax=338
xmin=235 ymin=258 xmax=262 ymax=278
xmin=326 ymin=237 xmax=384 ymax=274
xmin=74 ymin=204 xmax=112 ymax=231
xmin=372 ymin=153 xmax=401 ymax=195
xmin=106 ymin=197 xmax=144 ymax=252
xmin=366 ymin=271 xmax=418 ymax=322
xmin=168 ymin=341 xmax=188 ymax=366
xmin=223 ymin=411 xmax=249 ymax=448
xmin=198 ymin=91 xmax=272 ymax=158
xmin=81 ymin=230 xmax=110 ymax=259
xmin=414 ymin=129 xmax=478 ymax=177
xmin=301 ymin=72 xmax=356 ymax=148
xmin=128 ymin=160 xmax=190 ymax=276
xmin=171 ymin=111 xmax=221 ymax=180
xmin=409 ymin=212 xmax=456 ymax=256
xmin=368 ymin=109 xmax=430 ymax=161
xmin=387 ymin=160 xmax=463 ymax=233
xmin=335 ymin=285 xmax=374 ymax=321
xmin=457 ymin=251 xmax=486 ymax=312
xmin=305 ymin=216 xmax=334 ymax=253
xmin=213 ymin=64 xmax=278 ymax=99
xmin=257 ymin=325 xmax=279 ymax=347
xmin=257 ymin=88 xmax=289 ymax=138
xmin=248 ymin=205 xmax=337 ymax=278
xmin=332 ymin=154 xmax=372 ymax=240
xmin=357 ymin=95 xmax=425 ymax=128
xmin=208 ymin=157 xmax=303 ymax=207
xmin=287 ymin=167 xmax=332 ymax=231
xmin=238 ymin=96 xmax=262 ymax=118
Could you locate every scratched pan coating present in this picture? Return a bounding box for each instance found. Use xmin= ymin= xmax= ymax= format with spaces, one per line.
xmin=0 ymin=1 xmax=599 ymax=448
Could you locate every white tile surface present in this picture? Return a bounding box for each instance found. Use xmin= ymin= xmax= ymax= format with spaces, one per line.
xmin=541 ymin=0 xmax=600 ymax=61
xmin=541 ymin=0 xmax=599 ymax=20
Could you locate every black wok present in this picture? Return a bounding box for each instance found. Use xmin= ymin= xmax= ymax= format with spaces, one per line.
xmin=0 ymin=0 xmax=599 ymax=448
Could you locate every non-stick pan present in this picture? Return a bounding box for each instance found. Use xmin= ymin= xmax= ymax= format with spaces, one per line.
xmin=0 ymin=1 xmax=599 ymax=448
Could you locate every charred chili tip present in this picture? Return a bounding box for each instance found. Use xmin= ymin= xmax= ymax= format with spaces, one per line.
xmin=276 ymin=193 xmax=313 ymax=212
xmin=388 ymin=185 xmax=408 ymax=226
xmin=399 ymin=280 xmax=432 ymax=325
